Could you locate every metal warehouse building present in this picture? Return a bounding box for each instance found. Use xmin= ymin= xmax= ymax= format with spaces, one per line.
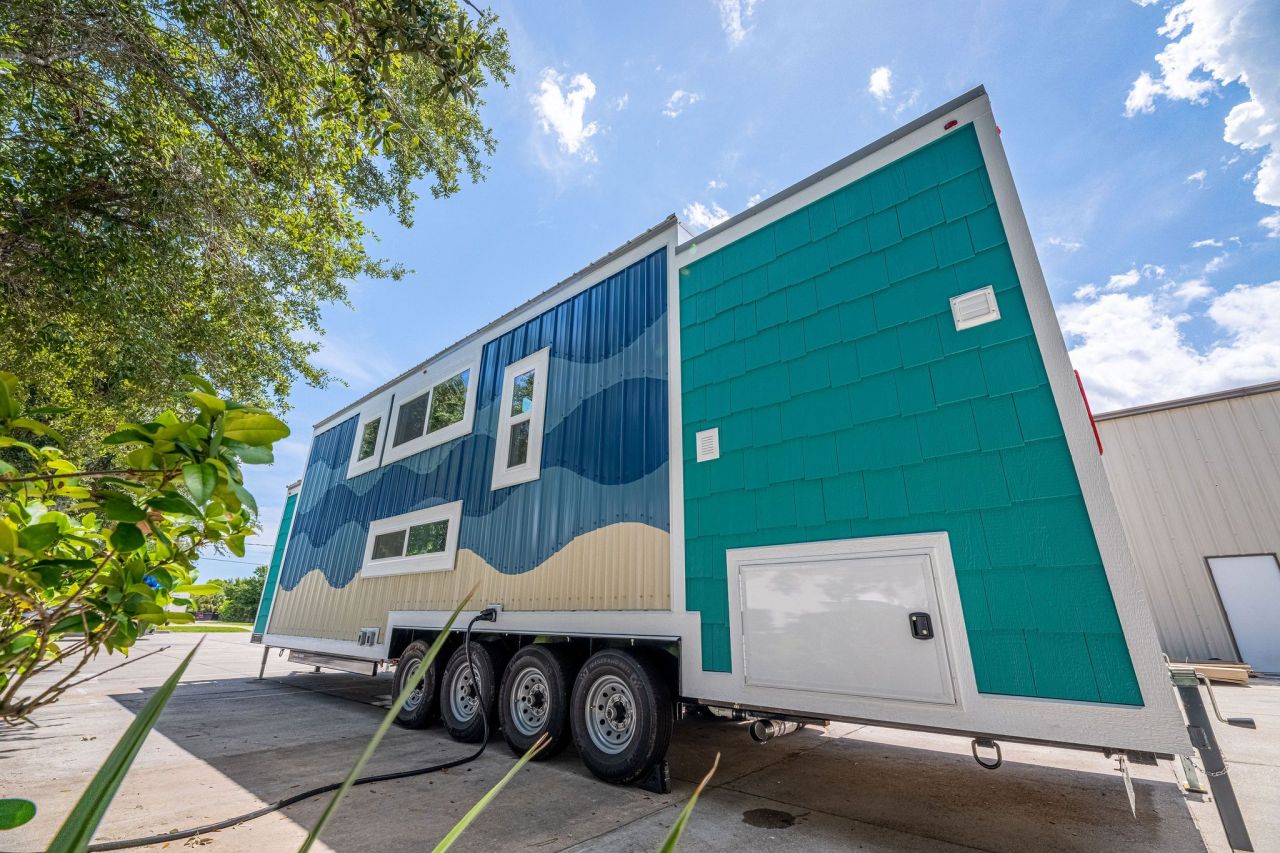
xmin=1096 ymin=380 xmax=1280 ymax=673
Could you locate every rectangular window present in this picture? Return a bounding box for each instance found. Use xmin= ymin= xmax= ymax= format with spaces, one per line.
xmin=360 ymin=501 xmax=463 ymax=577
xmin=492 ymin=347 xmax=550 ymax=490
xmin=382 ymin=356 xmax=479 ymax=465
xmin=357 ymin=418 xmax=381 ymax=461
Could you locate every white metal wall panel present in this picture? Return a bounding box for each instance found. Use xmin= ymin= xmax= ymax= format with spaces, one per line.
xmin=1096 ymin=385 xmax=1280 ymax=663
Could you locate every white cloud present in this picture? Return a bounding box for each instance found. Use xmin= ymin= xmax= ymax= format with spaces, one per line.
xmin=1061 ymin=281 xmax=1280 ymax=410
xmin=1105 ymin=268 xmax=1143 ymax=291
xmin=305 ymin=332 xmax=399 ymax=388
xmin=1047 ymin=236 xmax=1084 ymax=252
xmin=663 ymin=90 xmax=701 ymax=118
xmin=868 ymin=66 xmax=893 ymax=104
xmin=715 ymin=0 xmax=760 ymax=46
xmin=1204 ymin=252 xmax=1229 ymax=272
xmin=1186 ymin=169 xmax=1208 ymax=186
xmin=1168 ymin=278 xmax=1214 ymax=303
xmin=612 ymin=93 xmax=629 ymax=111
xmin=1126 ymin=0 xmax=1280 ymax=232
xmin=531 ymin=68 xmax=600 ymax=160
xmin=1191 ymin=237 xmax=1224 ymax=248
xmin=1074 ymin=284 xmax=1100 ymax=300
xmin=746 ymin=192 xmax=764 ymax=207
xmin=682 ymin=201 xmax=730 ymax=233
xmin=1262 ymin=211 xmax=1280 ymax=237
xmin=708 ymin=179 xmax=726 ymax=190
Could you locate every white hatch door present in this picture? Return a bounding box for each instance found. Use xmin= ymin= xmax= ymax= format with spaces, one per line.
xmin=739 ymin=552 xmax=956 ymax=704
xmin=1208 ymin=555 xmax=1280 ymax=674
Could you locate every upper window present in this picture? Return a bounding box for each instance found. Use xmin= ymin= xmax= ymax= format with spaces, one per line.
xmin=361 ymin=502 xmax=463 ymax=577
xmin=346 ymin=396 xmax=392 ymax=479
xmin=382 ymin=355 xmax=479 ymax=465
xmin=492 ymin=347 xmax=551 ymax=490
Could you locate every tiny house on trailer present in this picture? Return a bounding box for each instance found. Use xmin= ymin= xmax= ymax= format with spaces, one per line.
xmin=253 ymin=87 xmax=1188 ymax=785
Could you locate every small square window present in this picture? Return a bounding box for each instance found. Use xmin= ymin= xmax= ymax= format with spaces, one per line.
xmin=371 ymin=530 xmax=406 ymax=560
xmin=357 ymin=418 xmax=381 ymax=461
xmin=393 ymin=392 xmax=431 ymax=447
xmin=427 ymin=371 xmax=470 ymax=434
xmin=406 ymin=520 xmax=449 ymax=555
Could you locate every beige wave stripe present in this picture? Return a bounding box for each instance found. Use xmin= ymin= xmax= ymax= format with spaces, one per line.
xmin=268 ymin=522 xmax=671 ymax=642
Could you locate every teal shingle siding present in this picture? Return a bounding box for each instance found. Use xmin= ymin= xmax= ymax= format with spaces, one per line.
xmin=678 ymin=124 xmax=1142 ymax=706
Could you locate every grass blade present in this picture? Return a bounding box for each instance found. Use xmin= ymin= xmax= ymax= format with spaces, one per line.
xmin=47 ymin=638 xmax=204 ymax=853
xmin=298 ymin=588 xmax=477 ymax=853
xmin=430 ymin=733 xmax=549 ymax=853
xmin=658 ymin=752 xmax=720 ymax=853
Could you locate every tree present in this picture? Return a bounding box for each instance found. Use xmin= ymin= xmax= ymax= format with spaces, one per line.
xmin=217 ymin=565 xmax=266 ymax=623
xmin=0 ymin=371 xmax=288 ymax=723
xmin=0 ymin=0 xmax=512 ymax=456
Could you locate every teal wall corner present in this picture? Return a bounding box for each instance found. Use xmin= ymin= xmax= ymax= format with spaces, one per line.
xmin=678 ymin=125 xmax=1143 ymax=706
xmin=253 ymin=491 xmax=298 ymax=636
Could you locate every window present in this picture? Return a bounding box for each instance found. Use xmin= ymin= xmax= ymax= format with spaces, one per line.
xmin=361 ymin=502 xmax=463 ymax=577
xmin=382 ymin=355 xmax=479 ymax=465
xmin=346 ymin=396 xmax=393 ymax=479
xmin=492 ymin=347 xmax=550 ymax=490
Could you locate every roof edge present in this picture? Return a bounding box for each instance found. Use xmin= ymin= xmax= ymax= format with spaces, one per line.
xmin=313 ymin=214 xmax=679 ymax=430
xmin=1093 ymin=379 xmax=1280 ymax=421
xmin=676 ymin=85 xmax=988 ymax=251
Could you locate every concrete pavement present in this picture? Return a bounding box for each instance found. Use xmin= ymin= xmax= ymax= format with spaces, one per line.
xmin=2 ymin=631 xmax=1276 ymax=852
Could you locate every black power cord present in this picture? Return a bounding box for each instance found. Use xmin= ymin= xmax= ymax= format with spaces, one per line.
xmin=83 ymin=610 xmax=501 ymax=852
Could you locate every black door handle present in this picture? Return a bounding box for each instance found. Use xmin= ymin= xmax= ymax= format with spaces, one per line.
xmin=909 ymin=612 xmax=934 ymax=640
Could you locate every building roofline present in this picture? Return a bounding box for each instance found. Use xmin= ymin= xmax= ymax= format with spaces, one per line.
xmin=1093 ymin=379 xmax=1280 ymax=422
xmin=313 ymin=215 xmax=679 ymax=430
xmin=675 ymin=85 xmax=988 ymax=252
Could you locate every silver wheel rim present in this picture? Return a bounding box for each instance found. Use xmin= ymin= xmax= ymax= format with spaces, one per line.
xmin=584 ymin=674 xmax=636 ymax=755
xmin=508 ymin=665 xmax=551 ymax=737
xmin=401 ymin=659 xmax=425 ymax=712
xmin=449 ymin=659 xmax=481 ymax=722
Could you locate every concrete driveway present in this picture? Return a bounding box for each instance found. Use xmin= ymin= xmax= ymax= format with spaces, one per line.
xmin=3 ymin=632 xmax=1276 ymax=852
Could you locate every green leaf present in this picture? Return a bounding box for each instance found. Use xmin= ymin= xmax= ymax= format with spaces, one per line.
xmin=0 ymin=799 xmax=36 ymax=830
xmin=147 ymin=492 xmax=202 ymax=518
xmin=182 ymin=463 xmax=217 ymax=505
xmin=102 ymin=495 xmax=147 ymax=523
xmin=299 ymin=590 xmax=476 ymax=853
xmin=186 ymin=391 xmax=225 ymax=416
xmin=174 ymin=583 xmax=221 ymax=596
xmin=109 ymin=523 xmax=145 ymax=552
xmin=102 ymin=428 xmax=153 ymax=446
xmin=18 ymin=522 xmax=60 ymax=552
xmin=228 ymin=479 xmax=258 ymax=514
xmin=46 ymin=641 xmax=203 ymax=853
xmin=220 ymin=410 xmax=289 ymax=447
xmin=9 ymin=417 xmax=64 ymax=445
xmin=183 ymin=374 xmax=217 ymax=395
xmin=0 ymin=376 xmax=16 ymax=419
xmin=659 ymin=753 xmax=720 ymax=853
xmin=223 ymin=439 xmax=274 ymax=465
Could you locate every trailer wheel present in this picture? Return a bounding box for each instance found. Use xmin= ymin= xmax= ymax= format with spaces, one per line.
xmin=571 ymin=649 xmax=672 ymax=784
xmin=498 ymin=644 xmax=576 ymax=760
xmin=440 ymin=641 xmax=501 ymax=742
xmin=393 ymin=640 xmax=440 ymax=729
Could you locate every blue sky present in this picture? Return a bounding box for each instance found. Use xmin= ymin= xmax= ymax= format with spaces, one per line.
xmin=210 ymin=0 xmax=1280 ymax=580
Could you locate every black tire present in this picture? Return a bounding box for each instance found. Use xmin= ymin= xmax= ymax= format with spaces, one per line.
xmin=393 ymin=640 xmax=440 ymax=729
xmin=439 ymin=641 xmax=503 ymax=742
xmin=498 ymin=644 xmax=577 ymax=760
xmin=570 ymin=649 xmax=673 ymax=784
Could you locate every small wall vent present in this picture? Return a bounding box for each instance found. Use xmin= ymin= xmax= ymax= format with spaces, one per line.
xmin=695 ymin=428 xmax=720 ymax=463
xmin=356 ymin=627 xmax=379 ymax=647
xmin=950 ymin=286 xmax=1001 ymax=330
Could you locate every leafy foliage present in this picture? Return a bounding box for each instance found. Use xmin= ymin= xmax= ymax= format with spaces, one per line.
xmin=217 ymin=565 xmax=266 ymax=622
xmin=0 ymin=0 xmax=513 ymax=456
xmin=0 ymin=372 xmax=288 ymax=723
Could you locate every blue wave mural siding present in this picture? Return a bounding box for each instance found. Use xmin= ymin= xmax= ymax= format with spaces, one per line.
xmin=279 ymin=249 xmax=669 ymax=593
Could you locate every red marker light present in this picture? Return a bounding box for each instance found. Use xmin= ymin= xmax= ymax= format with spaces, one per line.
xmin=944 ymin=119 xmax=958 ymax=130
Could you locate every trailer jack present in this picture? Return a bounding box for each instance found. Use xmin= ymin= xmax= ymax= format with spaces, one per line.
xmin=1170 ymin=664 xmax=1254 ymax=852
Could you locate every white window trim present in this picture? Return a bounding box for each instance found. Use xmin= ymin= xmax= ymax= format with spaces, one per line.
xmin=346 ymin=396 xmax=393 ymax=479
xmin=382 ymin=352 xmax=481 ymax=466
xmin=492 ymin=347 xmax=551 ymax=490
xmin=360 ymin=501 xmax=464 ymax=578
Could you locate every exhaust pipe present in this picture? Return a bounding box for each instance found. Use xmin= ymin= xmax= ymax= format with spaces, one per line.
xmin=750 ymin=719 xmax=803 ymax=743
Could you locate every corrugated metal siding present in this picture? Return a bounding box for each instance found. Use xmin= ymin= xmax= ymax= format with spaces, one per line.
xmin=252 ymin=490 xmax=297 ymax=637
xmin=268 ymin=249 xmax=671 ymax=641
xmin=1097 ymin=387 xmax=1280 ymax=662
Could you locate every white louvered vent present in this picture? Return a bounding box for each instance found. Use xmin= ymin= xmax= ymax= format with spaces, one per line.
xmin=950 ymin=286 xmax=1001 ymax=330
xmin=695 ymin=428 xmax=720 ymax=463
